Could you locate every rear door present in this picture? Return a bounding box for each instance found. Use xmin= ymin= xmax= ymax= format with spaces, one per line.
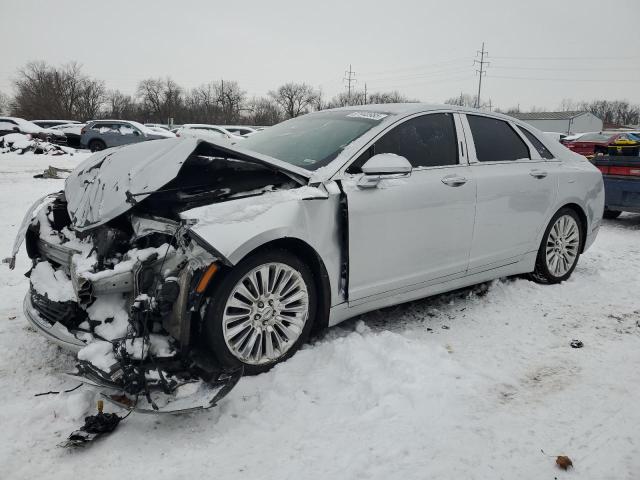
xmin=461 ymin=114 xmax=557 ymax=272
xmin=343 ymin=112 xmax=477 ymax=303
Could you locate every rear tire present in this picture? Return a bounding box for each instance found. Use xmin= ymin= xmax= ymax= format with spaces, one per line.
xmin=603 ymin=209 xmax=622 ymax=220
xmin=88 ymin=139 xmax=106 ymax=152
xmin=529 ymin=207 xmax=583 ymax=284
xmin=204 ymin=249 xmax=317 ymax=375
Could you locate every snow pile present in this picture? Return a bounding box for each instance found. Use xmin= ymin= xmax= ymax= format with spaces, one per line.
xmin=0 ymin=133 xmax=75 ymax=155
xmin=77 ymin=340 xmax=118 ymax=371
xmin=29 ymin=261 xmax=76 ymax=302
xmin=86 ymin=294 xmax=131 ymax=340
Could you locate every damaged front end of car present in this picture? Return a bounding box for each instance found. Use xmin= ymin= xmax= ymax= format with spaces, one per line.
xmin=11 ymin=138 xmax=314 ymax=413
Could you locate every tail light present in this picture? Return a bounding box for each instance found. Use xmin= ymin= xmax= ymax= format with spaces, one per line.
xmin=175 ymin=132 xmax=180 ymax=137
xmin=80 ymin=127 xmax=87 ymax=134
xmin=598 ymin=165 xmax=640 ymax=177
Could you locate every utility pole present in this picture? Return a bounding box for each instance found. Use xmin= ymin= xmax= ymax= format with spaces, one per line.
xmin=363 ymin=83 xmax=368 ymax=104
xmin=473 ymin=42 xmax=489 ymax=109
xmin=343 ymin=64 xmax=356 ymax=103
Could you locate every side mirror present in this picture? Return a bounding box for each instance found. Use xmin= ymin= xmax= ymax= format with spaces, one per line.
xmin=358 ymin=153 xmax=412 ymax=188
xmin=133 ymin=130 xmax=141 ymax=136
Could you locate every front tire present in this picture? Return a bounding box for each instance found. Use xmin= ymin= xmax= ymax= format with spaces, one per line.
xmin=204 ymin=249 xmax=317 ymax=375
xmin=529 ymin=208 xmax=583 ymax=284
xmin=88 ymin=139 xmax=106 ymax=152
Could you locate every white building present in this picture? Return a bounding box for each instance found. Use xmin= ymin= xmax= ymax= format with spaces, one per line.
xmin=510 ymin=111 xmax=603 ymax=134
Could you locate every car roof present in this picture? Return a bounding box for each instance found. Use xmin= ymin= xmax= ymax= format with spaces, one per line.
xmin=318 ymin=103 xmax=521 ymax=123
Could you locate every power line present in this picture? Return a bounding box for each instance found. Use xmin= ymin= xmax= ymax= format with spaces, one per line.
xmin=359 ymin=57 xmax=469 ymax=76
xmin=490 ymin=55 xmax=639 ymax=61
xmin=491 ymin=65 xmax=640 ymax=72
xmin=474 ymin=42 xmax=489 ymax=109
xmin=488 ymin=74 xmax=639 ymax=83
xmin=343 ymin=64 xmax=356 ymax=101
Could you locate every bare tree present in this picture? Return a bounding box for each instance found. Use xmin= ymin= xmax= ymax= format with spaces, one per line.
xmin=367 ymin=90 xmax=415 ymax=104
xmin=444 ymin=93 xmax=477 ymax=108
xmin=11 ymin=61 xmax=105 ymax=120
xmin=215 ymin=80 xmax=246 ymax=123
xmin=246 ymin=97 xmax=282 ymax=125
xmin=0 ymin=91 xmax=9 ymax=115
xmin=558 ymin=98 xmax=577 ymax=112
xmin=137 ymin=77 xmax=184 ymax=123
xmin=269 ymin=83 xmax=318 ymax=118
xmin=104 ymin=90 xmax=138 ymax=119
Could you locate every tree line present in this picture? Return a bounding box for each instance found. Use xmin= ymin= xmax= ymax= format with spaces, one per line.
xmin=1 ymin=62 xmax=415 ymax=125
xmin=445 ymin=93 xmax=640 ymax=127
xmin=3 ymin=62 xmax=638 ymax=127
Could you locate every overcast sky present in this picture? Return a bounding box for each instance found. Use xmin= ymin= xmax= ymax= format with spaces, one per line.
xmin=1 ymin=0 xmax=638 ymax=110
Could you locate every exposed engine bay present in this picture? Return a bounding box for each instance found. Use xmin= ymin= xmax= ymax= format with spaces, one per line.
xmin=16 ymin=140 xmax=311 ymax=413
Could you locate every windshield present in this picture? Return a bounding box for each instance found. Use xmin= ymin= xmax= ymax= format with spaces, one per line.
xmin=241 ymin=110 xmax=388 ymax=170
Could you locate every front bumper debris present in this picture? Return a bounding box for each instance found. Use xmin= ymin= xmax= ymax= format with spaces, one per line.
xmin=15 ymin=192 xmax=243 ymax=414
xmin=23 ymin=293 xmax=86 ymax=352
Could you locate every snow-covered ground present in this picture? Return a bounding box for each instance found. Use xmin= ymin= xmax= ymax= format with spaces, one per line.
xmin=0 ymin=150 xmax=638 ymax=479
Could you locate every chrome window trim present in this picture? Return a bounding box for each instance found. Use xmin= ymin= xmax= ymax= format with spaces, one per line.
xmin=335 ymin=109 xmax=467 ymax=178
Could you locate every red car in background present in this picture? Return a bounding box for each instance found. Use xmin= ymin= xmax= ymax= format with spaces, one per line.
xmin=562 ymin=132 xmax=640 ymax=156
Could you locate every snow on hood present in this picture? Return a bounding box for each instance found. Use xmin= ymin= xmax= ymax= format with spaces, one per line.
xmin=64 ymin=137 xmax=312 ymax=232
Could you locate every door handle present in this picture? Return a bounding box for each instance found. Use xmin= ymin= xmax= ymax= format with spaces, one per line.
xmin=529 ymin=169 xmax=548 ymax=179
xmin=441 ymin=175 xmax=468 ymax=187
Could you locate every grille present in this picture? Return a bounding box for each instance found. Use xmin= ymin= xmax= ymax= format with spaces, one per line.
xmin=30 ymin=288 xmax=86 ymax=329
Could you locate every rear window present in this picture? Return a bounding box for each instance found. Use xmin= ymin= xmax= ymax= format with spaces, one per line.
xmin=516 ymin=126 xmax=554 ymax=159
xmin=467 ymin=115 xmax=530 ymax=162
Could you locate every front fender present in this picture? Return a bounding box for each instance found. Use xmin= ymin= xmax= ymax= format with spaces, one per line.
xmin=182 ymin=187 xmax=329 ymax=266
xmin=181 ymin=186 xmax=344 ymax=306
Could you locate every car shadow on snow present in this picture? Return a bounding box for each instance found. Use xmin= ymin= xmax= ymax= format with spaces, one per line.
xmin=603 ymin=212 xmax=640 ymax=231
xmin=313 ymin=280 xmax=501 ymax=341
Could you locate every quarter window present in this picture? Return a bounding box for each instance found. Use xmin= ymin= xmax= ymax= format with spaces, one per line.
xmin=467 ymin=115 xmax=530 ymax=162
xmin=371 ymin=113 xmax=458 ymax=168
xmin=516 ymin=126 xmax=554 ymax=159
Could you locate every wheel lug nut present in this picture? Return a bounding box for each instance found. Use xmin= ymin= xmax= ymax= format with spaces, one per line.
xmin=268 ymin=300 xmax=273 ymax=306
xmin=258 ymin=302 xmax=264 ymax=308
xmin=254 ymin=314 xmax=261 ymax=320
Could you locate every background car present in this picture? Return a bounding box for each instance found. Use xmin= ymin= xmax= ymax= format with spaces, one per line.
xmin=562 ymin=132 xmax=640 ymax=157
xmin=220 ymin=125 xmax=257 ymax=137
xmin=32 ymin=119 xmax=81 ymax=129
xmin=544 ymin=131 xmax=567 ymax=142
xmin=0 ymin=116 xmax=67 ymax=144
xmin=80 ymin=120 xmax=174 ymax=151
xmin=49 ymin=122 xmax=85 ymax=148
xmin=146 ymin=125 xmax=177 ymax=137
xmin=174 ymin=124 xmax=245 ymax=143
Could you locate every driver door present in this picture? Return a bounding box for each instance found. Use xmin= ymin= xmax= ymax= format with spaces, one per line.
xmin=343 ymin=112 xmax=476 ymax=304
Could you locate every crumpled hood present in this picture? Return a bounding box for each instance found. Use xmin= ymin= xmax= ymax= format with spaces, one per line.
xmin=65 ymin=137 xmax=311 ymax=232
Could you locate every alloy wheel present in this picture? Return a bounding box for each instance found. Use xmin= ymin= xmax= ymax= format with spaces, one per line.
xmin=222 ymin=262 xmax=309 ymax=365
xmin=545 ymin=214 xmax=580 ymax=277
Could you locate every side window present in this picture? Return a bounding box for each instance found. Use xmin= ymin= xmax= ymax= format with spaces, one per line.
xmin=516 ymin=126 xmax=554 ymax=159
xmin=467 ymin=115 xmax=530 ymax=162
xmin=373 ymin=113 xmax=458 ymax=168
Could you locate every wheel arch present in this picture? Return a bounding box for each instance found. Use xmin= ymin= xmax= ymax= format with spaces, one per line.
xmin=228 ymin=237 xmax=332 ymax=334
xmin=558 ymin=202 xmax=588 ymax=253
